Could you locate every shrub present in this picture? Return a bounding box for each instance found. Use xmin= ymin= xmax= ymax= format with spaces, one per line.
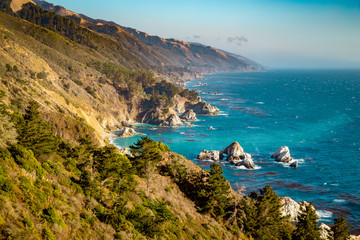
xmin=36 ymin=71 xmax=47 ymax=80
xmin=43 ymin=227 xmax=55 ymax=240
xmin=10 ymin=145 xmax=45 ymax=178
xmin=41 ymin=206 xmax=66 ymax=228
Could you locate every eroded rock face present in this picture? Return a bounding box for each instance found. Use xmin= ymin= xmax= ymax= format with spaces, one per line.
xmin=235 ymin=153 xmax=255 ymax=169
xmin=271 ymin=146 xmax=293 ymax=163
xmin=319 ymin=223 xmax=333 ymax=240
xmin=187 ymin=101 xmax=219 ymax=115
xmin=197 ymin=150 xmax=220 ymax=161
xmin=161 ymin=114 xmax=183 ymax=127
xmin=220 ymin=142 xmax=245 ymax=161
xmin=281 ymin=197 xmax=301 ymax=223
xmin=180 ymin=109 xmax=198 ymax=121
xmin=117 ymin=127 xmax=138 ymax=137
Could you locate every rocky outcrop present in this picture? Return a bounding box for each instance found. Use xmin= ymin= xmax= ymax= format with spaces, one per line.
xmin=290 ymin=161 xmax=298 ymax=168
xmin=220 ymin=142 xmax=246 ymax=161
xmin=234 ymin=153 xmax=255 ymax=169
xmin=208 ymin=126 xmax=214 ymax=130
xmin=160 ymin=114 xmax=183 ymax=127
xmin=319 ymin=223 xmax=333 ymax=240
xmin=141 ymin=109 xmax=183 ymax=127
xmin=197 ymin=150 xmax=220 ymax=161
xmin=187 ymin=101 xmax=219 ymax=115
xmin=271 ymin=146 xmax=293 ymax=163
xmin=281 ymin=197 xmax=301 ymax=223
xmin=180 ymin=109 xmax=198 ymax=121
xmin=196 ymin=142 xmax=256 ymax=169
xmin=116 ymin=127 xmax=138 ymax=137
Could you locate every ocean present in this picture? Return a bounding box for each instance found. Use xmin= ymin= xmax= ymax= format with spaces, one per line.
xmin=113 ymin=69 xmax=360 ymax=233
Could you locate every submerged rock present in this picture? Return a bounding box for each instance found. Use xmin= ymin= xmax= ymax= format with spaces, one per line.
xmin=197 ymin=150 xmax=220 ymax=161
xmin=271 ymin=146 xmax=293 ymax=163
xmin=185 ymin=122 xmax=193 ymax=127
xmin=180 ymin=109 xmax=198 ymax=121
xmin=220 ymin=142 xmax=245 ymax=161
xmin=116 ymin=127 xmax=138 ymax=137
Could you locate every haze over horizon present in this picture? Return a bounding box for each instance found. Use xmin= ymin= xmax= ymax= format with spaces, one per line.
xmin=49 ymin=0 xmax=360 ymax=69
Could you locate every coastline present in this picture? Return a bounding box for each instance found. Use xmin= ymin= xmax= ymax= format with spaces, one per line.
xmin=111 ymin=70 xmax=360 ymax=234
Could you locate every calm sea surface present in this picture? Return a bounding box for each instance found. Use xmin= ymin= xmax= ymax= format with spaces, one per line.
xmin=113 ymin=69 xmax=360 ymax=232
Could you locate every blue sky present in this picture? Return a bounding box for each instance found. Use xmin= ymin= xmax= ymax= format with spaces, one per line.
xmin=50 ymin=0 xmax=360 ymax=68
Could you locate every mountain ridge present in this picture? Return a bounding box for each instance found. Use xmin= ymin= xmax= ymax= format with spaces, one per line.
xmin=33 ymin=0 xmax=264 ymax=76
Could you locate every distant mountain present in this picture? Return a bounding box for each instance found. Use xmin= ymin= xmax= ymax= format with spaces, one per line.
xmin=33 ymin=0 xmax=263 ymax=76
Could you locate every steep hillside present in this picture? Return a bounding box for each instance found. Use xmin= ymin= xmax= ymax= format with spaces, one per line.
xmin=33 ymin=0 xmax=263 ymax=75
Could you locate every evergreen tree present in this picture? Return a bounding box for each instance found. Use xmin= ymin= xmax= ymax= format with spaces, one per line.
xmin=16 ymin=101 xmax=60 ymax=157
xmin=129 ymin=136 xmax=168 ymax=177
xmin=294 ymin=202 xmax=320 ymax=240
xmin=332 ymin=217 xmax=350 ymax=240
xmin=198 ymin=163 xmax=231 ymax=217
xmin=243 ymin=185 xmax=292 ymax=240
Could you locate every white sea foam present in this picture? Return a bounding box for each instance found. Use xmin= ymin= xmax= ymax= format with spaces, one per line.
xmin=316 ymin=210 xmax=333 ymax=222
xmin=246 ymin=126 xmax=260 ymax=129
xmin=256 ymin=102 xmax=264 ymax=104
xmin=233 ymin=165 xmax=262 ymax=170
xmin=334 ymin=199 xmax=346 ymax=203
xmin=180 ymin=132 xmax=185 ymax=135
xmin=221 ymin=98 xmax=230 ymax=101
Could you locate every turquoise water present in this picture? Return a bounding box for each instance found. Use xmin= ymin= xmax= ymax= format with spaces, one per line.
xmin=113 ymin=70 xmax=360 ymax=232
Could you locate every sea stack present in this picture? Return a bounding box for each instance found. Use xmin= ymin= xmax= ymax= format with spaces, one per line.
xmin=271 ymin=146 xmax=293 ymax=163
xmin=220 ymin=142 xmax=245 ymax=161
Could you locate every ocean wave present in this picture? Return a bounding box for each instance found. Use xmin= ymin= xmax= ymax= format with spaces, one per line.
xmin=256 ymin=102 xmax=265 ymax=104
xmin=333 ymin=199 xmax=346 ymax=203
xmin=316 ymin=210 xmax=333 ymax=222
xmin=231 ymin=165 xmax=262 ymax=170
xmin=246 ymin=126 xmax=260 ymax=129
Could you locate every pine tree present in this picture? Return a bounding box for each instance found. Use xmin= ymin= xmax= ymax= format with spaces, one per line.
xmin=332 ymin=217 xmax=350 ymax=240
xmin=294 ymin=202 xmax=320 ymax=240
xmin=16 ymin=101 xmax=60 ymax=157
xmin=248 ymin=185 xmax=292 ymax=240
xmin=198 ymin=163 xmax=230 ymax=217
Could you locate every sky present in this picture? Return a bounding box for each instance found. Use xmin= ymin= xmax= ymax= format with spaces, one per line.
xmin=49 ymin=0 xmax=360 ymax=69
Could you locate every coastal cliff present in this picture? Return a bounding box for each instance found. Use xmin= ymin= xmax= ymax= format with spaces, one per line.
xmin=0 ymin=1 xmax=354 ymax=239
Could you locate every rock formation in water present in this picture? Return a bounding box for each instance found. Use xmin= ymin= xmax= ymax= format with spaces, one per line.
xmin=160 ymin=113 xmax=183 ymax=127
xmin=197 ymin=150 xmax=220 ymax=161
xmin=187 ymin=101 xmax=219 ymax=115
xmin=271 ymin=146 xmax=293 ymax=163
xmin=220 ymin=142 xmax=245 ymax=161
xmin=116 ymin=127 xmax=138 ymax=137
xmin=197 ymin=142 xmax=256 ymax=169
xmin=180 ymin=109 xmax=198 ymax=121
xmin=290 ymin=161 xmax=298 ymax=168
